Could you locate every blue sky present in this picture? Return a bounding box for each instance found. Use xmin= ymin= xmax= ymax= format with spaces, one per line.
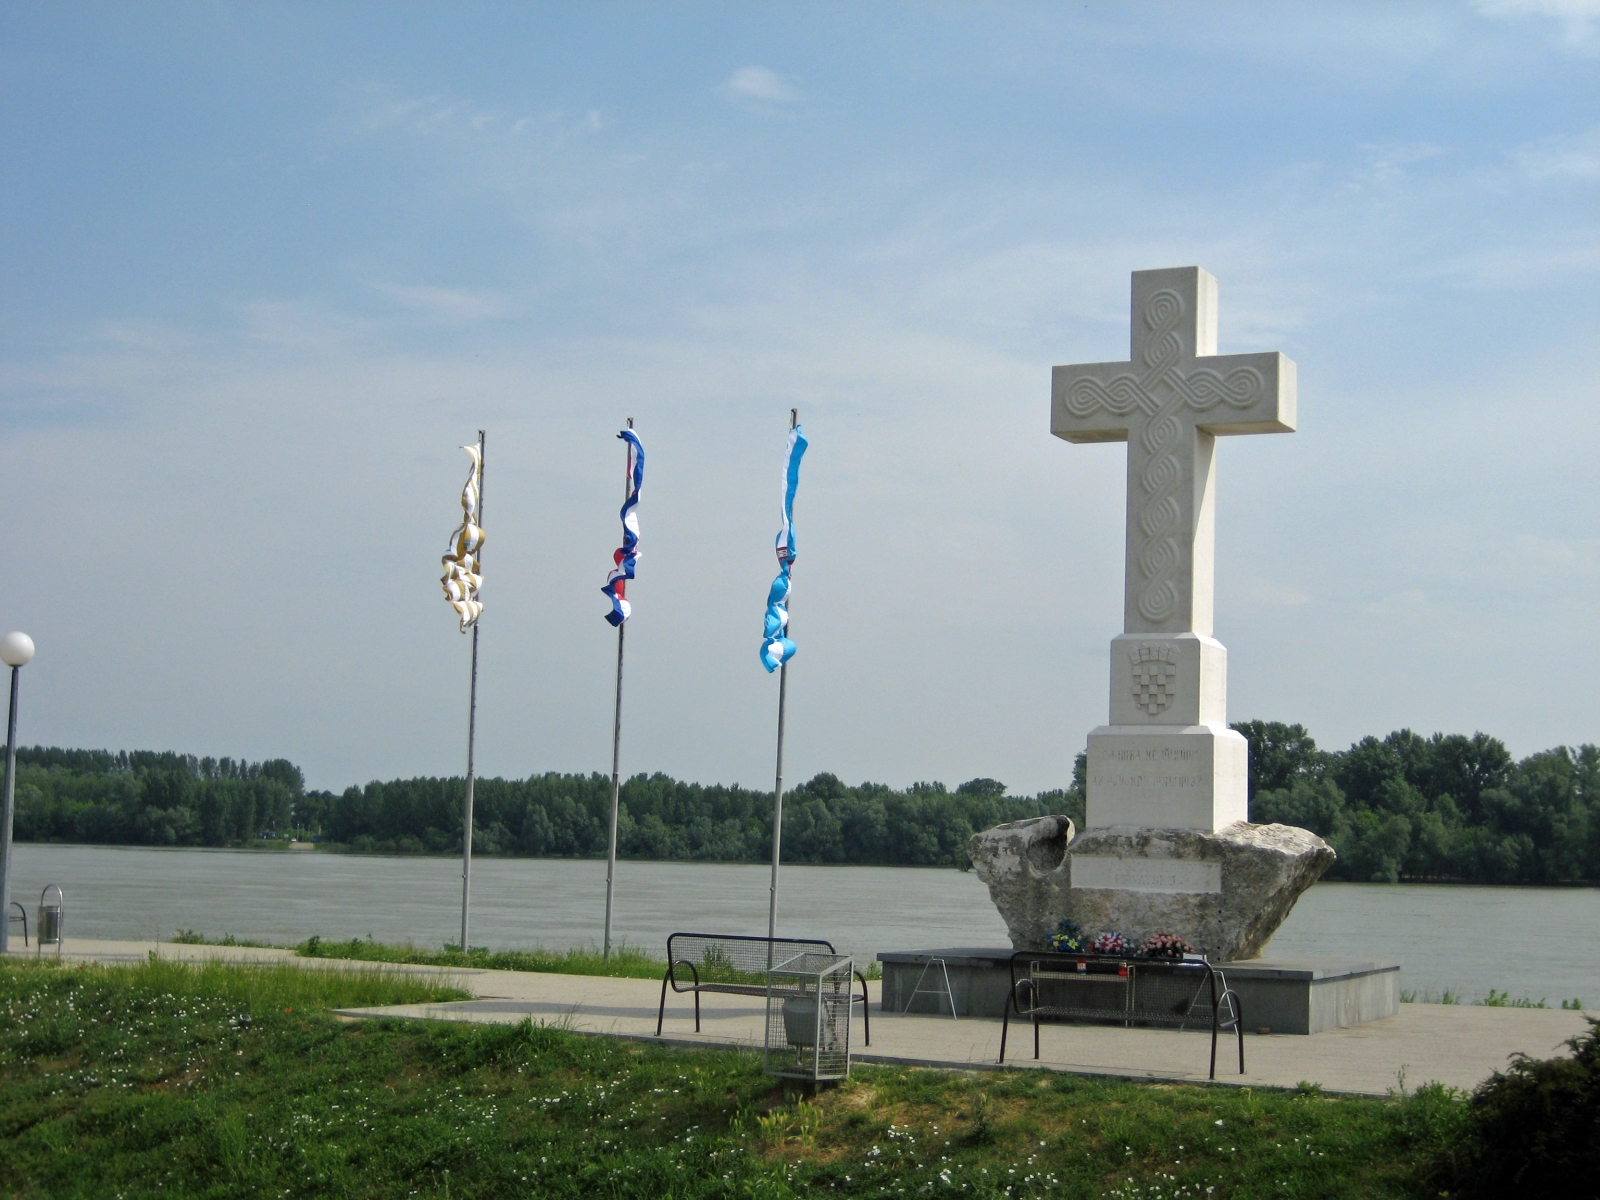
xmin=2 ymin=1 xmax=1596 ymax=794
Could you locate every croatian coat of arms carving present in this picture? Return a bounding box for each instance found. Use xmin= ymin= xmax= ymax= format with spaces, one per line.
xmin=1129 ymin=643 xmax=1178 ymax=716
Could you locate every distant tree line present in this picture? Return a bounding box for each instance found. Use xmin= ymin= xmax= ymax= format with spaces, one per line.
xmin=1236 ymin=722 xmax=1598 ymax=885
xmin=11 ymin=748 xmax=304 ymax=848
xmin=9 ymin=724 xmax=1598 ymax=882
xmin=306 ymin=771 xmax=1076 ymax=867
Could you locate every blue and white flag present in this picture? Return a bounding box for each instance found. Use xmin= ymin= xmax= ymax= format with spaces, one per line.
xmin=602 ymin=429 xmax=645 ymax=626
xmin=760 ymin=424 xmax=808 ymax=672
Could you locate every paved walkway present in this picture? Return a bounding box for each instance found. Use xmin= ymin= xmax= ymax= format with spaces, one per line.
xmin=8 ymin=939 xmax=1589 ymax=1097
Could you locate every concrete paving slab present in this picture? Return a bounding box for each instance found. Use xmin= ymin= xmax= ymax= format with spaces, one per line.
xmin=10 ymin=939 xmax=1588 ymax=1097
xmin=339 ymin=971 xmax=1589 ymax=1097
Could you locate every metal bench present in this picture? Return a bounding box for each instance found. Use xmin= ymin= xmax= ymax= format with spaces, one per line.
xmin=1000 ymin=950 xmax=1243 ymax=1079
xmin=656 ymin=932 xmax=871 ymax=1046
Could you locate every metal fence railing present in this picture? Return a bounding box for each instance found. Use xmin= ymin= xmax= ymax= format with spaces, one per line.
xmin=1000 ymin=950 xmax=1244 ymax=1079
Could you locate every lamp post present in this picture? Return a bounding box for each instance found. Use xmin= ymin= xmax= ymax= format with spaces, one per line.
xmin=0 ymin=631 xmax=36 ymax=955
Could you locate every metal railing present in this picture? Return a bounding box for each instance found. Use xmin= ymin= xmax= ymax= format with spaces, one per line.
xmin=1000 ymin=950 xmax=1243 ymax=1079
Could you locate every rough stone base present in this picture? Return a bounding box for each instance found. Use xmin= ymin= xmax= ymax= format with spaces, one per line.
xmin=967 ymin=817 xmax=1334 ymax=961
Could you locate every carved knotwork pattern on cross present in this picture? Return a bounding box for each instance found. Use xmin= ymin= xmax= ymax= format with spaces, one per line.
xmin=1064 ymin=289 xmax=1268 ymax=625
xmin=1129 ymin=643 xmax=1179 ymax=716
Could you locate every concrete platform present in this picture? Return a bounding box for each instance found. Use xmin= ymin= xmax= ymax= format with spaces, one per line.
xmin=6 ymin=938 xmax=1586 ymax=1097
xmin=879 ymin=948 xmax=1400 ymax=1034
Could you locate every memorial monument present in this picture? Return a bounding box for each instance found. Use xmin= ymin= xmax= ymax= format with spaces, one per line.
xmin=969 ymin=266 xmax=1334 ymax=961
xmin=878 ymin=268 xmax=1395 ymax=1033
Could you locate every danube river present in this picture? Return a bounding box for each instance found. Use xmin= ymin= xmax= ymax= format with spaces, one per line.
xmin=8 ymin=843 xmax=1598 ymax=1005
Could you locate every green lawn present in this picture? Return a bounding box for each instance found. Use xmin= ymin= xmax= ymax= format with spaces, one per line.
xmin=0 ymin=957 xmax=1467 ymax=1198
xmin=296 ymin=934 xmax=675 ymax=980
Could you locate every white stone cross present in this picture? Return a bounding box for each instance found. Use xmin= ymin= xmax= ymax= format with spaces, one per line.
xmin=1051 ymin=267 xmax=1296 ymax=832
xmin=1052 ymin=266 xmax=1295 ymax=637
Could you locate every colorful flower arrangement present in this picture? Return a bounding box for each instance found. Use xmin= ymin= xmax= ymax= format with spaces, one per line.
xmin=1090 ymin=931 xmax=1129 ymax=955
xmin=1043 ymin=921 xmax=1203 ymax=959
xmin=1047 ymin=919 xmax=1085 ymax=953
xmin=1138 ymin=932 xmax=1193 ymax=960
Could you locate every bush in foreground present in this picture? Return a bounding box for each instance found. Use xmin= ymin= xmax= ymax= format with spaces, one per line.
xmin=1428 ymin=1017 xmax=1600 ymax=1198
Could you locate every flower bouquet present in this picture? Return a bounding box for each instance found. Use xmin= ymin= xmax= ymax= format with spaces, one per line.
xmin=1090 ymin=931 xmax=1129 ymax=956
xmin=1048 ymin=919 xmax=1085 ymax=953
xmin=1139 ymin=932 xmax=1193 ymax=960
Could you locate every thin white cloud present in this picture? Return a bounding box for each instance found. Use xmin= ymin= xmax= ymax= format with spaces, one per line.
xmin=1241 ymin=583 xmax=1313 ymax=607
xmin=1353 ymin=141 xmax=1448 ymax=185
xmin=1431 ymin=238 xmax=1600 ymax=287
xmin=1503 ymin=535 xmax=1600 ymax=581
xmin=239 ymin=299 xmax=377 ymax=351
xmin=377 ymin=284 xmax=505 ymax=322
xmin=359 ymin=85 xmax=605 ymax=144
xmin=94 ymin=321 xmax=196 ymax=354
xmin=1513 ymin=126 xmax=1600 ymax=180
xmin=1474 ymin=0 xmax=1600 ymax=52
xmin=719 ymin=66 xmax=801 ymax=109
xmin=1364 ymin=588 xmax=1431 ymax=615
xmin=360 ymin=90 xmax=469 ymax=134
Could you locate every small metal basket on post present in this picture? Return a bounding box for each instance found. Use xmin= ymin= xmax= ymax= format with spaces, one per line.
xmin=763 ymin=950 xmax=853 ymax=1083
xmin=36 ymin=885 xmax=63 ymax=960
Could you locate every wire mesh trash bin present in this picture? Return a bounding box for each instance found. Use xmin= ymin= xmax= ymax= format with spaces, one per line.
xmin=764 ymin=951 xmax=853 ymax=1083
xmin=36 ymin=885 xmax=63 ymax=960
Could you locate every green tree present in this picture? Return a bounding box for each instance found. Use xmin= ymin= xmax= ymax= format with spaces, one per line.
xmin=1232 ymin=721 xmax=1322 ymax=798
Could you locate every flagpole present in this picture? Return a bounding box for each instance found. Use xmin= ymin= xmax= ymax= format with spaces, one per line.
xmin=460 ymin=428 xmax=485 ymax=953
xmin=603 ymin=419 xmax=634 ymax=959
xmin=767 ymin=408 xmax=798 ymax=950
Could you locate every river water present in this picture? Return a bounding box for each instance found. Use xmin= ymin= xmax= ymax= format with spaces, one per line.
xmin=8 ymin=844 xmax=1598 ymax=1005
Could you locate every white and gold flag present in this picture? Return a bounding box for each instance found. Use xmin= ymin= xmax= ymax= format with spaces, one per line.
xmin=441 ymin=443 xmax=485 ymax=632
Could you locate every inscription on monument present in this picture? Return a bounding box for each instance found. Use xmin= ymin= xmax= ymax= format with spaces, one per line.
xmin=1091 ymin=744 xmax=1207 ymax=795
xmin=1070 ymin=855 xmax=1222 ymax=895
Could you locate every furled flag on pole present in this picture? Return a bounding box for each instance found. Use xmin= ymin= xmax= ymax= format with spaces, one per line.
xmin=760 ymin=424 xmax=808 ymax=672
xmin=602 ymin=429 xmax=646 ymax=626
xmin=440 ymin=443 xmax=485 ymax=632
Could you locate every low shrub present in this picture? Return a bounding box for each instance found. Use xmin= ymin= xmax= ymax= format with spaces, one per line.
xmin=1428 ymin=1017 xmax=1600 ymax=1197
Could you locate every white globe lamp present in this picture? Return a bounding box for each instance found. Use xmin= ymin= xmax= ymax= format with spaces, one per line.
xmin=0 ymin=632 xmax=34 ymax=669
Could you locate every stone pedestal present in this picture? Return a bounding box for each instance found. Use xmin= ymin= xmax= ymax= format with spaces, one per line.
xmin=877 ymin=948 xmax=1400 ymax=1034
xmin=967 ymin=814 xmax=1334 ymax=962
xmin=1087 ymin=633 xmax=1248 ymax=831
xmin=1087 ymin=725 xmax=1248 ymax=831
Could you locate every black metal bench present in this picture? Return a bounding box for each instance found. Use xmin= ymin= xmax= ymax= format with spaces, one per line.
xmin=1000 ymin=950 xmax=1243 ymax=1079
xmin=656 ymin=932 xmax=871 ymax=1046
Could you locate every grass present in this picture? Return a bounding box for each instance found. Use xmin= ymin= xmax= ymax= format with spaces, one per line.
xmin=1398 ymin=987 xmax=1586 ymax=1010
xmin=170 ymin=930 xmax=277 ymax=948
xmin=296 ymin=935 xmax=674 ymax=980
xmin=164 ymin=931 xmax=891 ymax=982
xmin=296 ymin=934 xmax=886 ymax=982
xmin=0 ymin=957 xmax=1469 ymax=1198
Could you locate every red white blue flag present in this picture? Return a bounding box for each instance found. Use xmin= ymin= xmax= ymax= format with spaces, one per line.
xmin=602 ymin=429 xmax=645 ymax=626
